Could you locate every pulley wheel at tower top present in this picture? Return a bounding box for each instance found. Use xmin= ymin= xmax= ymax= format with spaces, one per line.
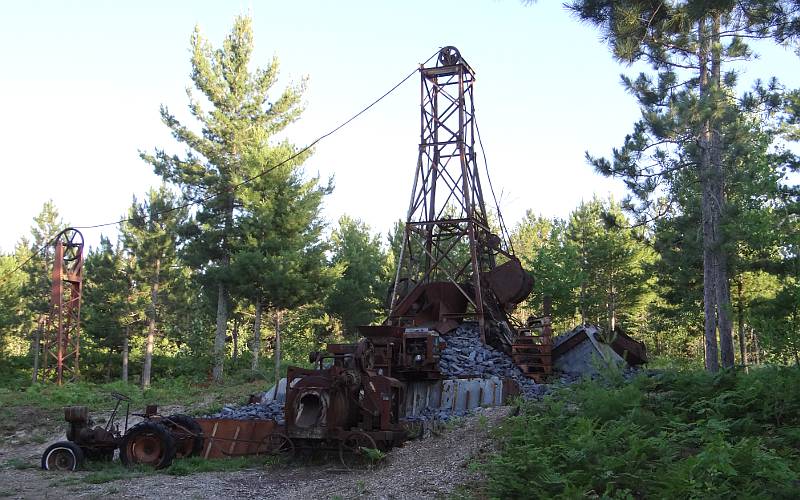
xmin=438 ymin=46 xmax=461 ymax=66
xmin=54 ymin=228 xmax=84 ymax=262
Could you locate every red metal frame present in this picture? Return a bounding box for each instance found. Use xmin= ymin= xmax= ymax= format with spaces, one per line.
xmin=42 ymin=228 xmax=84 ymax=384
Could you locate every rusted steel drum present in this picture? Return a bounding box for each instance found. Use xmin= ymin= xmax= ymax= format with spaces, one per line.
xmin=483 ymin=258 xmax=533 ymax=307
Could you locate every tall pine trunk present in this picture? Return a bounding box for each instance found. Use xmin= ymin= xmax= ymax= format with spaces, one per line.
xmin=212 ymin=283 xmax=228 ymax=382
xmin=273 ymin=309 xmax=282 ymax=399
xmin=711 ymin=13 xmax=735 ymax=369
xmin=31 ymin=317 xmax=43 ymax=383
xmin=699 ymin=17 xmax=719 ymax=372
xmin=142 ymin=257 xmax=160 ymax=389
xmin=251 ymin=297 xmax=262 ymax=371
xmin=232 ymin=317 xmax=239 ymax=364
xmin=122 ymin=326 xmax=129 ymax=383
xmin=212 ymin=198 xmax=234 ymax=383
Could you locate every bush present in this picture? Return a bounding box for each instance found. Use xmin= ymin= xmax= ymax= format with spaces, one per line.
xmin=487 ymin=366 xmax=800 ymax=499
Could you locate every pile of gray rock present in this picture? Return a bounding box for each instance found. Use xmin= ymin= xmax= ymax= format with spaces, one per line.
xmin=207 ymin=399 xmax=285 ymax=424
xmin=440 ymin=323 xmax=547 ymax=400
xmin=403 ymin=405 xmax=470 ymax=423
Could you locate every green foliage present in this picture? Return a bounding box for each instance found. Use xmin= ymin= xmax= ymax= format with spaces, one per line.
xmin=487 ymin=367 xmax=800 ymax=499
xmin=82 ymin=236 xmax=130 ymax=356
xmin=326 ymin=216 xmax=389 ymax=337
xmin=513 ymin=198 xmax=655 ymax=336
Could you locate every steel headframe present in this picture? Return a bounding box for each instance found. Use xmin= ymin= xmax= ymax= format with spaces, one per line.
xmin=42 ymin=228 xmax=84 ymax=384
xmin=388 ymin=46 xmax=511 ymax=342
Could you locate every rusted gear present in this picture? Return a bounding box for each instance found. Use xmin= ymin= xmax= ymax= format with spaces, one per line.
xmin=438 ymin=46 xmax=461 ymax=66
xmin=339 ymin=431 xmax=378 ymax=469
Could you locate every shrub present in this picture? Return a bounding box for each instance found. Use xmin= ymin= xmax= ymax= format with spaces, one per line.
xmin=487 ymin=366 xmax=800 ymax=499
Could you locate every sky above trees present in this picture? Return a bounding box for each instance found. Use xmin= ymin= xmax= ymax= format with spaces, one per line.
xmin=1 ymin=0 xmax=798 ymax=252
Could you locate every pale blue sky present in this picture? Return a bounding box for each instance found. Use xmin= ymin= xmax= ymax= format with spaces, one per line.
xmin=1 ymin=0 xmax=798 ymax=252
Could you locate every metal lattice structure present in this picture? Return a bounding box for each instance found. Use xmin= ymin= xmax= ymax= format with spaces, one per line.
xmin=388 ymin=46 xmax=517 ymax=345
xmin=42 ymin=228 xmax=84 ymax=384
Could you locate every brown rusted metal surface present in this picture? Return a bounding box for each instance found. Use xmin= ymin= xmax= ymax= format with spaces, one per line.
xmin=483 ymin=258 xmax=534 ymax=309
xmin=388 ymin=282 xmax=468 ymax=335
xmin=606 ymin=329 xmax=648 ymax=366
xmin=283 ymin=339 xmax=408 ymax=454
xmin=194 ymin=418 xmax=279 ymax=459
xmin=360 ymin=325 xmax=444 ymax=380
xmin=42 ymin=228 xmax=84 ymax=384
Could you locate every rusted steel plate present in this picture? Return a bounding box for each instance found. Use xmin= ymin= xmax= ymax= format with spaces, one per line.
xmin=194 ymin=418 xmax=278 ymax=459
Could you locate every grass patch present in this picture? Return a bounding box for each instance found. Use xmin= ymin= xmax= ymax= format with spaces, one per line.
xmin=164 ymin=456 xmax=266 ymax=476
xmin=81 ymin=461 xmax=153 ymax=484
xmin=2 ymin=458 xmax=36 ymax=470
xmin=486 ymin=365 xmax=800 ymax=499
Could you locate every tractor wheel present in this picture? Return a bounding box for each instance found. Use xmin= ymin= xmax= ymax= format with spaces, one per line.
xmin=256 ymin=432 xmax=295 ymax=458
xmin=120 ymin=421 xmax=176 ymax=469
xmin=339 ymin=431 xmax=378 ymax=469
xmin=162 ymin=414 xmax=204 ymax=458
xmin=41 ymin=441 xmax=85 ymax=471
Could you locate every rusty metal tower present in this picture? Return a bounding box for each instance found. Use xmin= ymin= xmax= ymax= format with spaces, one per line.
xmin=388 ymin=46 xmax=522 ymax=347
xmin=42 ymin=228 xmax=84 ymax=384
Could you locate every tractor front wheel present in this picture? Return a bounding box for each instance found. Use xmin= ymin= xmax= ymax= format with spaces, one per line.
xmin=41 ymin=441 xmax=85 ymax=471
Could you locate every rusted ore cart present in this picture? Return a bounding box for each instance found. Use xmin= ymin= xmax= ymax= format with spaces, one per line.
xmin=193 ymin=342 xmax=409 ymax=468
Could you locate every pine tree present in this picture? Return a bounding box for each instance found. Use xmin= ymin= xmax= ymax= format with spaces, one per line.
xmin=326 ymin=216 xmax=388 ymax=338
xmin=567 ymin=0 xmax=800 ymax=370
xmin=141 ymin=16 xmax=306 ymax=382
xmin=120 ymin=186 xmax=186 ymax=388
xmin=81 ymin=236 xmax=130 ymax=380
xmin=229 ymin=157 xmax=331 ymax=373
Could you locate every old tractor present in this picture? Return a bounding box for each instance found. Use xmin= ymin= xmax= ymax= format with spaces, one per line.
xmin=41 ymin=391 xmax=203 ymax=471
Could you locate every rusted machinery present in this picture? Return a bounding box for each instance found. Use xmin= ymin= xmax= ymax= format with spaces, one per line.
xmin=41 ymin=392 xmax=203 ymax=471
xmin=284 ymin=338 xmax=408 ymax=466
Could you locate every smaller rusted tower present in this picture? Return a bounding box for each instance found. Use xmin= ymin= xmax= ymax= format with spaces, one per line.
xmin=42 ymin=228 xmax=84 ymax=384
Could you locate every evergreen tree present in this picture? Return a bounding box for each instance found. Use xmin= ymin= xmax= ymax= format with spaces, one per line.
xmin=567 ymin=0 xmax=800 ymax=370
xmin=327 ymin=216 xmax=388 ymax=338
xmin=141 ymin=16 xmax=306 ymax=382
xmin=81 ymin=236 xmax=130 ymax=380
xmin=120 ymin=186 xmax=186 ymax=388
xmin=229 ymin=157 xmax=331 ymax=373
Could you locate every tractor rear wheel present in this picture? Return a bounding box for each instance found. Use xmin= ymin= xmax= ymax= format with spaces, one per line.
xmin=41 ymin=441 xmax=84 ymax=471
xmin=120 ymin=421 xmax=176 ymax=469
xmin=162 ymin=414 xmax=204 ymax=458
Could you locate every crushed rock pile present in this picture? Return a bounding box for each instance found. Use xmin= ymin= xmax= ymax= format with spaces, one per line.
xmin=440 ymin=323 xmax=547 ymax=400
xmin=207 ymin=399 xmax=285 ymax=424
